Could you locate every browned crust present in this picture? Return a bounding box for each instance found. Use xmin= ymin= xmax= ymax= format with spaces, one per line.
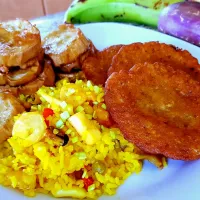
xmin=108 ymin=42 xmax=200 ymax=82
xmin=0 ymin=19 xmax=42 ymax=67
xmin=82 ymin=45 xmax=123 ymax=85
xmin=105 ymin=62 xmax=200 ymax=160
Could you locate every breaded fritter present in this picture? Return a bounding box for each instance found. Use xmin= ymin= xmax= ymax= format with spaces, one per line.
xmin=108 ymin=42 xmax=200 ymax=81
xmin=82 ymin=45 xmax=122 ymax=85
xmin=105 ymin=62 xmax=200 ymax=160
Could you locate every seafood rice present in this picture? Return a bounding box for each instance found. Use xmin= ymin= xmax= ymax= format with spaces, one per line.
xmin=0 ymin=79 xmax=160 ymax=199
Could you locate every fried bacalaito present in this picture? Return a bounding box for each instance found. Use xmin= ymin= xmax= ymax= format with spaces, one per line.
xmin=105 ymin=62 xmax=200 ymax=161
xmin=82 ymin=45 xmax=122 ymax=85
xmin=108 ymin=42 xmax=200 ymax=81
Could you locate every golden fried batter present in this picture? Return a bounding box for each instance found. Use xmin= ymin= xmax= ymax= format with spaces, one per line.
xmin=108 ymin=42 xmax=200 ymax=81
xmin=82 ymin=45 xmax=122 ymax=85
xmin=105 ymin=62 xmax=200 ymax=160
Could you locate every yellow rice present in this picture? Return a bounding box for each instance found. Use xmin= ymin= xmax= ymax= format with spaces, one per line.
xmin=0 ymin=79 xmax=153 ymax=199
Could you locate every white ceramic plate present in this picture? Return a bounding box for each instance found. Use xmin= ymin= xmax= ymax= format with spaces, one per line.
xmin=1 ymin=23 xmax=200 ymax=200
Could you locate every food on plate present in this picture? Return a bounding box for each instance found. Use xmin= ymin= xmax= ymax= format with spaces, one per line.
xmin=82 ymin=45 xmax=122 ymax=85
xmin=65 ymin=0 xmax=184 ymax=27
xmin=0 ymin=93 xmax=25 ymax=143
xmin=42 ymin=24 xmax=93 ymax=76
xmin=19 ymin=60 xmax=55 ymax=95
xmin=105 ymin=62 xmax=200 ymax=160
xmin=0 ymin=19 xmax=41 ymax=67
xmin=108 ymin=42 xmax=200 ymax=80
xmin=1 ymin=17 xmax=200 ymax=199
xmin=0 ymin=19 xmax=55 ymax=95
xmin=158 ymin=2 xmax=200 ymax=46
xmin=0 ymin=79 xmax=165 ymax=199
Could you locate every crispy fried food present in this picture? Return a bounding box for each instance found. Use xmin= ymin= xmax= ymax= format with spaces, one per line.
xmin=105 ymin=62 xmax=200 ymax=160
xmin=108 ymin=42 xmax=200 ymax=81
xmin=82 ymin=45 xmax=122 ymax=85
xmin=0 ymin=19 xmax=42 ymax=67
xmin=42 ymin=24 xmax=90 ymax=67
xmin=19 ymin=60 xmax=55 ymax=95
xmin=0 ymin=60 xmax=55 ymax=95
xmin=6 ymin=61 xmax=42 ymax=86
xmin=0 ymin=93 xmax=25 ymax=143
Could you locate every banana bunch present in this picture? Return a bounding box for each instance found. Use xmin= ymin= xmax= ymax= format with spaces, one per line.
xmin=65 ymin=0 xmax=184 ymax=27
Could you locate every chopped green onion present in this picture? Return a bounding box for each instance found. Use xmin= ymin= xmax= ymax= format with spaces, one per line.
xmin=75 ymin=152 xmax=87 ymax=160
xmin=65 ymin=88 xmax=76 ymax=96
xmin=66 ymin=104 xmax=73 ymax=115
xmin=38 ymin=105 xmax=41 ymax=111
xmin=56 ymin=120 xmax=64 ymax=129
xmin=60 ymin=111 xmax=70 ymax=121
xmin=88 ymin=184 xmax=95 ymax=192
xmin=94 ymin=86 xmax=100 ymax=94
xmin=87 ymin=81 xmax=92 ymax=88
xmin=60 ymin=125 xmax=64 ymax=129
xmin=76 ymin=106 xmax=84 ymax=113
xmin=82 ymin=170 xmax=88 ymax=178
xmin=60 ymin=101 xmax=67 ymax=109
xmin=76 ymin=80 xmax=83 ymax=85
xmin=93 ymin=102 xmax=98 ymax=105
xmin=66 ymin=129 xmax=72 ymax=134
xmin=101 ymin=125 xmax=105 ymax=131
xmin=72 ymin=137 xmax=78 ymax=143
xmin=110 ymin=131 xmax=116 ymax=139
xmin=101 ymin=103 xmax=107 ymax=110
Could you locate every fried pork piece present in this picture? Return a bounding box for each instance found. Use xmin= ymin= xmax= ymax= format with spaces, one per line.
xmin=82 ymin=45 xmax=122 ymax=85
xmin=105 ymin=63 xmax=200 ymax=160
xmin=42 ymin=24 xmax=90 ymax=67
xmin=0 ymin=19 xmax=41 ymax=67
xmin=0 ymin=93 xmax=25 ymax=143
xmin=108 ymin=42 xmax=200 ymax=81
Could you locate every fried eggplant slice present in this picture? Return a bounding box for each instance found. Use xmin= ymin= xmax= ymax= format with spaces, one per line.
xmin=82 ymin=45 xmax=122 ymax=85
xmin=105 ymin=62 xmax=200 ymax=160
xmin=0 ymin=19 xmax=42 ymax=67
xmin=42 ymin=24 xmax=90 ymax=67
xmin=108 ymin=42 xmax=200 ymax=81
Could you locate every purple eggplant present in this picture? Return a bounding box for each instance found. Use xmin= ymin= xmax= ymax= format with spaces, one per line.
xmin=158 ymin=2 xmax=200 ymax=46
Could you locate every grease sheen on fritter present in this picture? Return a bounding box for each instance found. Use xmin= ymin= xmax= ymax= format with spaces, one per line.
xmin=108 ymin=42 xmax=200 ymax=81
xmin=105 ymin=62 xmax=200 ymax=160
xmin=82 ymin=45 xmax=122 ymax=85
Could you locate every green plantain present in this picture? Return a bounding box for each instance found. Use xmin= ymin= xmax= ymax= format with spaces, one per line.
xmin=65 ymin=0 xmax=184 ymax=27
